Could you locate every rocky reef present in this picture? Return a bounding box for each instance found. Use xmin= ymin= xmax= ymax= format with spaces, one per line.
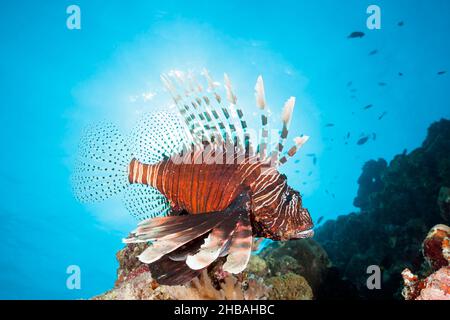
xmin=315 ymin=119 xmax=450 ymax=299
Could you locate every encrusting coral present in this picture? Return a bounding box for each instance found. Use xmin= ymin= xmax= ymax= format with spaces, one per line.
xmin=265 ymin=273 xmax=313 ymax=300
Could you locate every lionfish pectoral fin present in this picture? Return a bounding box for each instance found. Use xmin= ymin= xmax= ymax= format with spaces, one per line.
xmin=149 ymin=255 xmax=203 ymax=286
xmin=185 ymin=212 xmax=240 ymax=270
xmin=222 ymin=212 xmax=253 ymax=274
xmin=124 ymin=211 xmax=224 ymax=263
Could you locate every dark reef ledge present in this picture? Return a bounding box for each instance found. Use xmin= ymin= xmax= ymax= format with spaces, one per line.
xmin=314 ymin=118 xmax=450 ymax=299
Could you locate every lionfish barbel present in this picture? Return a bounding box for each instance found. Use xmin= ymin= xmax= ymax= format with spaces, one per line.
xmin=73 ymin=70 xmax=314 ymax=285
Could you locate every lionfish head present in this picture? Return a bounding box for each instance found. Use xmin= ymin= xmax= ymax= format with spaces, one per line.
xmin=279 ymin=187 xmax=314 ymax=240
xmin=252 ymin=177 xmax=314 ymax=241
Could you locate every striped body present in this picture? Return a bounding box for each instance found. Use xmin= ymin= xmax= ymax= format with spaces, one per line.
xmin=127 ymin=144 xmax=310 ymax=240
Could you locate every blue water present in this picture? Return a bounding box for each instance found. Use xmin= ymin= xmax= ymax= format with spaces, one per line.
xmin=0 ymin=1 xmax=449 ymax=299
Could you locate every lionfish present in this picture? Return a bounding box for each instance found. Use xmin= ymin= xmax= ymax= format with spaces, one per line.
xmin=72 ymin=70 xmax=314 ymax=285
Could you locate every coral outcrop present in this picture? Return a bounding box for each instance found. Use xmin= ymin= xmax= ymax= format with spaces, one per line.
xmin=401 ymin=224 xmax=449 ymax=300
xmin=265 ymin=273 xmax=313 ymax=300
xmin=259 ymin=238 xmax=330 ymax=295
xmin=315 ymin=119 xmax=450 ymax=299
xmin=93 ymin=241 xmax=317 ymax=300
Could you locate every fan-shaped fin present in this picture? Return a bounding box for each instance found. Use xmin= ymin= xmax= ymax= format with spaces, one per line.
xmin=122 ymin=184 xmax=170 ymax=221
xmin=128 ymin=111 xmax=188 ymax=164
xmin=71 ymin=122 xmax=130 ymax=203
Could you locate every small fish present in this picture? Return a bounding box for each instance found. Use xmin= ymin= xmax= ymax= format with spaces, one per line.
xmin=437 ymin=71 xmax=446 ymax=75
xmin=378 ymin=111 xmax=387 ymax=120
xmin=378 ymin=82 xmax=387 ymax=86
xmin=313 ymin=157 xmax=317 ymax=165
xmin=357 ymin=136 xmax=370 ymax=145
xmin=325 ymin=123 xmax=335 ymax=127
xmin=347 ymin=81 xmax=353 ymax=87
xmin=308 ymin=171 xmax=312 ymax=176
xmin=369 ymin=49 xmax=378 ymax=55
xmin=363 ymin=104 xmax=373 ymax=110
xmin=346 ymin=132 xmax=351 ymax=139
xmin=316 ymin=216 xmax=324 ymax=224
xmin=398 ymin=21 xmax=404 ymax=26
xmin=348 ymin=31 xmax=365 ymax=38
xmin=294 ymin=159 xmax=300 ymax=164
xmin=306 ymin=153 xmax=316 ymax=157
xmin=295 ymin=170 xmax=300 ymax=173
xmin=372 ymin=133 xmax=377 ymax=140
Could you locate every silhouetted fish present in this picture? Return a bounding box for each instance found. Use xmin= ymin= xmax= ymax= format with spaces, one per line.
xmin=398 ymin=21 xmax=404 ymax=26
xmin=437 ymin=71 xmax=446 ymax=75
xmin=347 ymin=81 xmax=352 ymax=87
xmin=346 ymin=132 xmax=351 ymax=139
xmin=306 ymin=153 xmax=316 ymax=157
xmin=357 ymin=136 xmax=370 ymax=145
xmin=313 ymin=157 xmax=317 ymax=165
xmin=308 ymin=171 xmax=312 ymax=176
xmin=325 ymin=123 xmax=335 ymax=127
xmin=378 ymin=82 xmax=387 ymax=86
xmin=348 ymin=31 xmax=365 ymax=38
xmin=399 ymin=72 xmax=403 ymax=76
xmin=372 ymin=133 xmax=377 ymax=140
xmin=378 ymin=111 xmax=387 ymax=120
xmin=369 ymin=49 xmax=378 ymax=55
xmin=294 ymin=159 xmax=300 ymax=164
xmin=316 ymin=216 xmax=324 ymax=224
xmin=363 ymin=104 xmax=373 ymax=110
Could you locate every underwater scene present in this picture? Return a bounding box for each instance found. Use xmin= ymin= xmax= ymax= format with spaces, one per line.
xmin=0 ymin=1 xmax=449 ymax=301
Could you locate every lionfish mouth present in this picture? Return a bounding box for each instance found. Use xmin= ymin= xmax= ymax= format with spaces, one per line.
xmin=295 ymin=228 xmax=314 ymax=239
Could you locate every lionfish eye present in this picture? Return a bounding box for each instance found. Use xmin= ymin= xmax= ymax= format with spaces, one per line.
xmin=286 ymin=194 xmax=293 ymax=202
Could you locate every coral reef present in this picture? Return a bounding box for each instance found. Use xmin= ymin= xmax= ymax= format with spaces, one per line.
xmin=260 ymin=238 xmax=330 ymax=295
xmin=265 ymin=273 xmax=313 ymax=300
xmin=94 ymin=242 xmax=284 ymax=300
xmin=401 ymin=224 xmax=449 ymax=300
xmin=315 ymin=119 xmax=450 ymax=299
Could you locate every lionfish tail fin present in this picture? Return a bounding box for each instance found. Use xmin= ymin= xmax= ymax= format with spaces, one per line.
xmin=71 ymin=122 xmax=131 ymax=203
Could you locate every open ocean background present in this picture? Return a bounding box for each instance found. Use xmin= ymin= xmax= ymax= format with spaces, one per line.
xmin=0 ymin=0 xmax=449 ymax=299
